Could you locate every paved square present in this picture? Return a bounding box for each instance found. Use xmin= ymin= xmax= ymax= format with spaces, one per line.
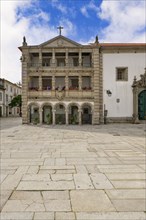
xmin=0 ymin=118 xmax=146 ymax=220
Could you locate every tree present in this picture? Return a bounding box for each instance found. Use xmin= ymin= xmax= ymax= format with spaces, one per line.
xmin=9 ymin=95 xmax=22 ymax=116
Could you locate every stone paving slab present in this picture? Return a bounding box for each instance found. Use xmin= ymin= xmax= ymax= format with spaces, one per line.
xmin=17 ymin=180 xmax=75 ymax=190
xmin=0 ymin=212 xmax=33 ymax=220
xmin=44 ymin=200 xmax=71 ymax=211
xmin=0 ymin=118 xmax=146 ymax=219
xmin=111 ymin=199 xmax=146 ymax=211
xmin=55 ymin=212 xmax=76 ymax=219
xmin=42 ymin=191 xmax=69 ymax=200
xmin=105 ymin=189 xmax=145 ymax=199
xmin=76 ymin=212 xmax=146 ymax=219
xmin=90 ymin=173 xmax=114 ymax=189
xmin=70 ymin=190 xmax=116 ymax=211
xmin=74 ymin=174 xmax=94 ymax=189
xmin=105 ymin=173 xmax=146 ymax=180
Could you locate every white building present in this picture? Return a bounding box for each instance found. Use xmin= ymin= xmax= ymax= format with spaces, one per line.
xmin=102 ymin=43 xmax=146 ymax=122
xmin=0 ymin=78 xmax=22 ymax=117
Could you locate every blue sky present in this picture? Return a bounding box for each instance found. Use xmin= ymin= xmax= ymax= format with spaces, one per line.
xmin=15 ymin=0 xmax=107 ymax=43
xmin=1 ymin=0 xmax=146 ymax=82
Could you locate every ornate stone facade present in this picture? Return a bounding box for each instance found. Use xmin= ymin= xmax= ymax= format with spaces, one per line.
xmin=19 ymin=35 xmax=101 ymax=125
xmin=132 ymin=68 xmax=146 ymax=123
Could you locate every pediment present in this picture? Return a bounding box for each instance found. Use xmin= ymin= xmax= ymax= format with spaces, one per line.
xmin=40 ymin=36 xmax=81 ymax=48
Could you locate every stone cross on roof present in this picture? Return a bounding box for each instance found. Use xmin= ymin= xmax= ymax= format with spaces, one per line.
xmin=57 ymin=26 xmax=63 ymax=35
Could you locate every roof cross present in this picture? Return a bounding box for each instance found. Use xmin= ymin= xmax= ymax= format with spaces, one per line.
xmin=57 ymin=26 xmax=63 ymax=35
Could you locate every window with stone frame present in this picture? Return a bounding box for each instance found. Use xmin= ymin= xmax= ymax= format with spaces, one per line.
xmin=29 ymin=76 xmax=39 ymax=90
xmin=56 ymin=53 xmax=65 ymax=67
xmin=42 ymin=53 xmax=52 ymax=67
xmin=6 ymin=94 xmax=8 ymax=102
xmin=0 ymin=92 xmax=2 ymax=101
xmin=82 ymin=76 xmax=91 ymax=90
xmin=69 ymin=76 xmax=79 ymax=90
xmin=42 ymin=76 xmax=52 ymax=90
xmin=116 ymin=67 xmax=128 ymax=81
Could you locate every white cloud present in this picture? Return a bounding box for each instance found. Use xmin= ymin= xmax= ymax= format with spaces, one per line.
xmin=81 ymin=1 xmax=99 ymax=17
xmin=51 ymin=0 xmax=67 ymax=14
xmin=98 ymin=1 xmax=146 ymax=43
xmin=1 ymin=0 xmax=32 ymax=83
xmin=0 ymin=0 xmax=74 ymax=83
xmin=59 ymin=18 xmax=76 ymax=36
xmin=79 ymin=36 xmax=96 ymax=45
xmin=81 ymin=6 xmax=89 ymax=17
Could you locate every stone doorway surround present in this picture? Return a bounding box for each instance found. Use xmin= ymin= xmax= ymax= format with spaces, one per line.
xmin=132 ymin=68 xmax=146 ymax=123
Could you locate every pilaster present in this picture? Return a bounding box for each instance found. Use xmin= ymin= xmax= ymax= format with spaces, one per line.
xmin=65 ymin=110 xmax=69 ymax=125
xmin=39 ymin=76 xmax=42 ymax=91
xmin=133 ymin=87 xmax=139 ymax=123
xmin=79 ymin=75 xmax=82 ymax=91
xmin=52 ymin=109 xmax=56 ymax=125
xmin=65 ymin=48 xmax=68 ymax=67
xmin=92 ymin=48 xmax=100 ymax=124
xmin=52 ymin=76 xmax=55 ymax=90
xmin=52 ymin=48 xmax=55 ymax=66
xmin=39 ymin=49 xmax=42 ymax=67
xmin=78 ymin=109 xmax=82 ymax=125
xmin=21 ymin=49 xmax=29 ymax=124
xmin=39 ymin=107 xmax=43 ymax=124
xmin=79 ymin=49 xmax=82 ymax=66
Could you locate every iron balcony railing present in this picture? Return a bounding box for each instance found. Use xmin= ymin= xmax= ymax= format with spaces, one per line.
xmin=28 ymin=62 xmax=92 ymax=68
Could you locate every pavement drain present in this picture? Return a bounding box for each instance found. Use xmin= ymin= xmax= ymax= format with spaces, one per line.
xmin=7 ymin=135 xmax=15 ymax=137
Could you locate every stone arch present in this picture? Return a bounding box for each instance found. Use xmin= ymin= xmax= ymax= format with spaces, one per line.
xmin=41 ymin=103 xmax=53 ymax=124
xmin=55 ymin=102 xmax=66 ymax=124
xmin=81 ymin=102 xmax=93 ymax=111
xmin=132 ymin=68 xmax=146 ymax=123
xmin=81 ymin=102 xmax=93 ymax=124
xmin=138 ymin=90 xmax=146 ymax=120
xmin=41 ymin=102 xmax=53 ymax=109
xmin=28 ymin=102 xmax=40 ymax=123
xmin=28 ymin=102 xmax=40 ymax=108
xmin=54 ymin=102 xmax=67 ymax=110
xmin=67 ymin=102 xmax=80 ymax=109
xmin=68 ymin=102 xmax=79 ymax=125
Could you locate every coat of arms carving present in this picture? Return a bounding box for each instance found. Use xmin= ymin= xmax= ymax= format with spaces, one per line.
xmin=56 ymin=90 xmax=65 ymax=100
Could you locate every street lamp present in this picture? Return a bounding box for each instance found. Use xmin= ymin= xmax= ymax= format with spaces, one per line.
xmin=106 ymin=90 xmax=112 ymax=97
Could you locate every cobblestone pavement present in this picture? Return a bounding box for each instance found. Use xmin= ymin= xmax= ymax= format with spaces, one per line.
xmin=0 ymin=118 xmax=146 ymax=220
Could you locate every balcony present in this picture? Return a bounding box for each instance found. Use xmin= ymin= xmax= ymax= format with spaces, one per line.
xmin=28 ymin=89 xmax=93 ymax=99
xmin=28 ymin=62 xmax=93 ymax=71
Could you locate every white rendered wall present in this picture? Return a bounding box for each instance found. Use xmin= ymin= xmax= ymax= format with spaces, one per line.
xmin=103 ymin=53 xmax=145 ymax=118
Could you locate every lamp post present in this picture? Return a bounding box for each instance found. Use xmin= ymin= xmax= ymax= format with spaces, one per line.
xmin=104 ymin=90 xmax=112 ymax=124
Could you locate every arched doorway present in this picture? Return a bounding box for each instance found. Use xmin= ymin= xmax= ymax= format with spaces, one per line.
xmin=55 ymin=104 xmax=65 ymax=124
xmin=138 ymin=90 xmax=146 ymax=120
xmin=43 ymin=105 xmax=52 ymax=124
xmin=82 ymin=104 xmax=92 ymax=124
xmin=132 ymin=69 xmax=146 ymax=123
xmin=68 ymin=105 xmax=79 ymax=124
xmin=29 ymin=104 xmax=39 ymax=124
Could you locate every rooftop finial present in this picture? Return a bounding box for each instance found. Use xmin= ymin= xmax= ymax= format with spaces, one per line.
xmin=23 ymin=36 xmax=27 ymax=46
xmin=57 ymin=26 xmax=63 ymax=35
xmin=95 ymin=35 xmax=99 ymax=44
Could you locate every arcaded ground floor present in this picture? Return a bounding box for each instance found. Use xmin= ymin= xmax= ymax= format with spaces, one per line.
xmin=0 ymin=117 xmax=146 ymax=220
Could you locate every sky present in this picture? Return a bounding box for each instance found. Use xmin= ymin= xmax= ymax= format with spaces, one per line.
xmin=1 ymin=0 xmax=146 ymax=83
